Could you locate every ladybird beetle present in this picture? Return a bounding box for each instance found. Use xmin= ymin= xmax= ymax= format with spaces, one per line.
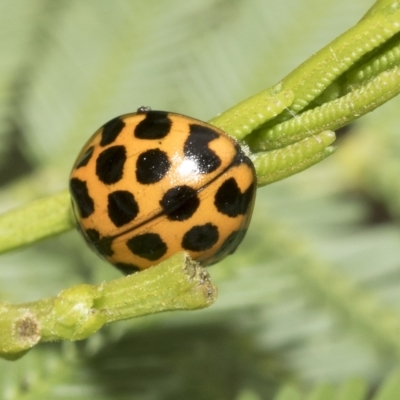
xmin=69 ymin=108 xmax=256 ymax=274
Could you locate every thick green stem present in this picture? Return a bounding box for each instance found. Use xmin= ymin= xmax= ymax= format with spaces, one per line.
xmin=0 ymin=190 xmax=73 ymax=255
xmin=0 ymin=252 xmax=217 ymax=359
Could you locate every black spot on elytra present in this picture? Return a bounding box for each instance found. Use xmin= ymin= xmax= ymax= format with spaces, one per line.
xmin=96 ymin=237 xmax=114 ymax=257
xmin=108 ymin=190 xmax=139 ymax=227
xmin=70 ymin=178 xmax=94 ymax=218
xmin=182 ymin=223 xmax=219 ymax=252
xmin=160 ymin=185 xmax=199 ymax=221
xmin=134 ymin=111 xmax=171 ymax=139
xmin=75 ymin=146 xmax=94 ymax=169
xmin=100 ymin=117 xmax=126 ymax=146
xmin=136 ymin=149 xmax=171 ymax=184
xmin=184 ymin=124 xmax=221 ymax=174
xmin=211 ymin=229 xmax=248 ymax=263
xmin=126 ymin=233 xmax=167 ymax=261
xmin=114 ymin=262 xmax=141 ymax=275
xmin=85 ymin=229 xmax=114 ymax=257
xmin=214 ymin=178 xmax=255 ymax=217
xmin=96 ymin=145 xmax=126 ymax=184
xmin=85 ymin=228 xmax=100 ymax=242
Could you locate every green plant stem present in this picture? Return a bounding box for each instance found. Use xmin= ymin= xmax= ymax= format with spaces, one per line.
xmin=252 ymin=131 xmax=336 ymax=187
xmin=211 ymin=0 xmax=400 ymax=145
xmin=0 ymin=190 xmax=73 ymax=254
xmin=279 ymin=0 xmax=400 ymax=114
xmin=0 ymin=252 xmax=217 ymax=359
xmin=209 ymin=87 xmax=294 ymax=140
xmin=250 ymin=65 xmax=400 ymax=151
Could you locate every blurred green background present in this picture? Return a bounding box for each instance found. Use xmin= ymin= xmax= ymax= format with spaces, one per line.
xmin=1 ymin=0 xmax=400 ymax=399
